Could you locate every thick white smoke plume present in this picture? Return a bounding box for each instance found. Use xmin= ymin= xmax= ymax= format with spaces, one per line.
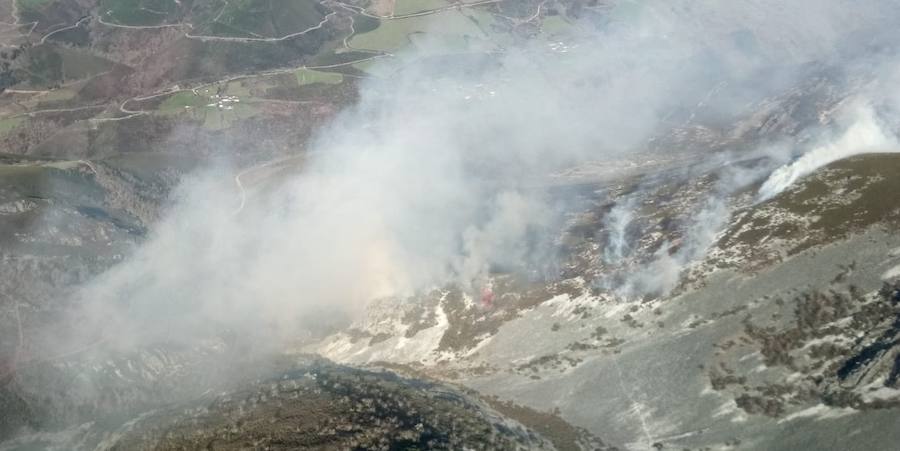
xmin=603 ymin=200 xmax=635 ymax=265
xmin=758 ymin=103 xmax=900 ymax=201
xmin=614 ymin=198 xmax=730 ymax=299
xmin=617 ymin=90 xmax=900 ymax=298
xmin=51 ymin=0 xmax=900 ymax=351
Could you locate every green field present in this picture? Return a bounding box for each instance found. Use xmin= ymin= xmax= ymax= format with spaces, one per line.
xmin=392 ymin=0 xmax=449 ymax=16
xmin=193 ymin=0 xmax=326 ymax=38
xmin=16 ymin=45 xmax=117 ymax=89
xmin=352 ymin=57 xmax=402 ymax=77
xmin=158 ymin=91 xmax=210 ymax=114
xmin=349 ymin=10 xmax=489 ymax=52
xmin=296 ymin=68 xmax=343 ymax=85
xmin=18 ymin=45 xmax=62 ymax=87
xmin=224 ymin=81 xmax=252 ymax=97
xmin=0 ymin=117 xmax=24 ymax=137
xmin=104 ymin=152 xmax=202 ymax=181
xmin=58 ymin=48 xmax=116 ymax=81
xmin=201 ymin=102 xmax=257 ymax=130
xmin=0 ymin=164 xmax=43 ymax=181
xmin=16 ymin=0 xmax=55 ymax=12
xmin=156 ymin=89 xmax=259 ymax=130
xmin=99 ymin=0 xmax=182 ymax=26
xmin=541 ymin=15 xmax=574 ymax=35
xmin=39 ymin=88 xmax=77 ymax=103
xmin=541 ymin=15 xmax=575 ymax=36
xmin=267 ymin=0 xmax=327 ymax=35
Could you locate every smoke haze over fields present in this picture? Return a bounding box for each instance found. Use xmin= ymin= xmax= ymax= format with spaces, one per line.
xmin=46 ymin=0 xmax=900 ymax=354
xmin=8 ymin=2 xmax=900 ymax=449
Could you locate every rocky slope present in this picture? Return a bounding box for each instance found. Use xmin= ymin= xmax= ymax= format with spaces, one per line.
xmin=3 ymin=1 xmax=900 ymax=450
xmin=2 ymin=353 xmax=561 ymax=450
xmin=5 ymin=101 xmax=900 ymax=451
xmin=310 ymin=153 xmax=900 ymax=450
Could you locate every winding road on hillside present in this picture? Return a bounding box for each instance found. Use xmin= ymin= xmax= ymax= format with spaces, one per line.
xmin=334 ymin=0 xmax=501 ymax=20
xmin=2 ymin=0 xmax=512 ymax=125
xmin=39 ymin=15 xmax=90 ymax=44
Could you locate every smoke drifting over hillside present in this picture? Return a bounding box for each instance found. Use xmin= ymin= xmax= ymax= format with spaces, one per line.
xmin=759 ymin=102 xmax=900 ymax=201
xmin=54 ymin=0 xmax=900 ymax=352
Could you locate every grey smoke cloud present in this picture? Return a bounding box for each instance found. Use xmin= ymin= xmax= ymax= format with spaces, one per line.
xmin=758 ymin=102 xmax=899 ymax=201
xmin=611 ymin=92 xmax=900 ymax=299
xmin=53 ymin=0 xmax=900 ymax=350
xmin=758 ymin=57 xmax=900 ymax=201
